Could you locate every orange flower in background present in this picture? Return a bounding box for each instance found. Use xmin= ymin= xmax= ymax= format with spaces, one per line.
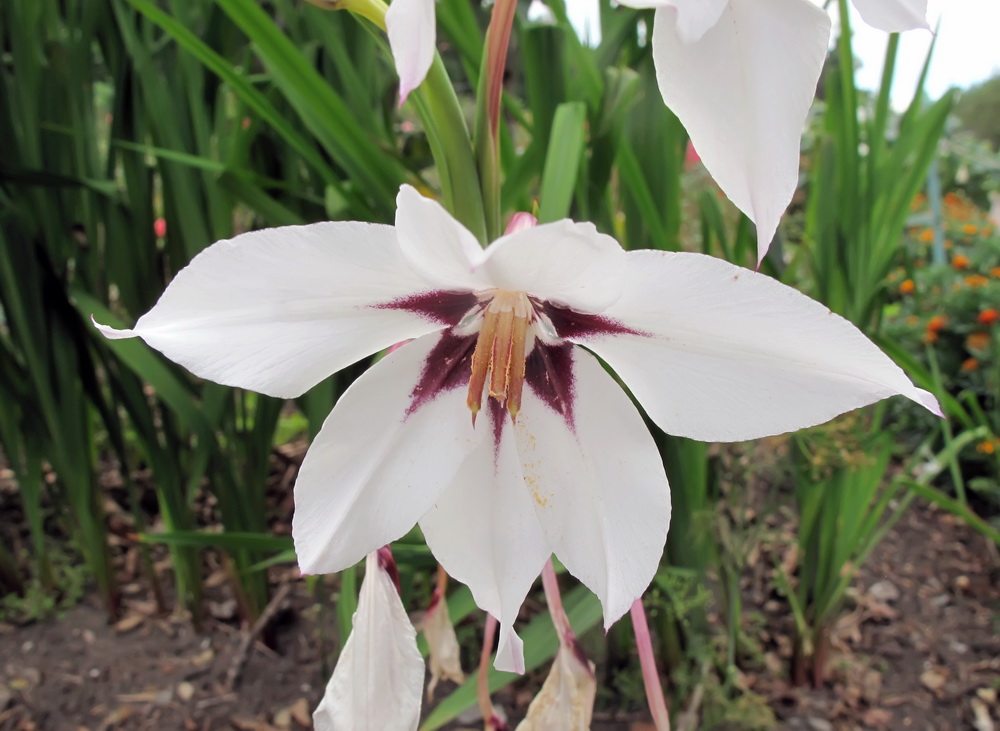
xmin=961 ymin=358 xmax=979 ymax=372
xmin=910 ymin=193 xmax=926 ymax=211
xmin=927 ymin=315 xmax=947 ymax=332
xmin=899 ymin=279 xmax=915 ymax=295
xmin=962 ymin=224 xmax=978 ymax=236
xmin=967 ymin=331 xmax=991 ymax=351
xmin=925 ymin=315 xmax=948 ymax=342
xmin=906 ymin=315 xmax=919 ymax=326
xmin=978 ymin=309 xmax=999 ymax=326
xmin=918 ymin=229 xmax=934 ymax=243
xmin=991 ymin=267 xmax=1000 ymax=278
xmin=977 ymin=440 xmax=996 ymax=455
xmin=965 ymin=275 xmax=989 ymax=288
xmin=952 ymin=254 xmax=970 ymax=270
xmin=943 ymin=191 xmax=962 ymax=207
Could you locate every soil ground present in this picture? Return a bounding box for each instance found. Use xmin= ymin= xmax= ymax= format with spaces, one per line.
xmin=1 ymin=449 xmax=998 ymax=731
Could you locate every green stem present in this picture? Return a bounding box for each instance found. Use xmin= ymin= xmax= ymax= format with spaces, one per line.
xmin=334 ymin=0 xmax=487 ymax=242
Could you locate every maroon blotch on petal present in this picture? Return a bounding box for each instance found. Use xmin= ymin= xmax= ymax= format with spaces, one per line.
xmin=406 ymin=331 xmax=476 ymax=418
xmin=376 ymin=546 xmax=401 ymax=591
xmin=541 ymin=302 xmax=646 ymax=340
xmin=373 ymin=290 xmax=479 ymax=327
xmin=488 ymin=398 xmax=505 ymax=464
xmin=525 ymin=343 xmax=576 ymax=430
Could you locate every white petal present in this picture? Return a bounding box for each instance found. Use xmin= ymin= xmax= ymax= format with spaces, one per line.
xmin=386 ymin=0 xmax=436 ymax=103
xmin=423 ymin=594 xmax=465 ymax=698
xmin=513 ymin=347 xmax=670 ymax=630
xmin=851 ymin=0 xmax=929 ymax=31
xmin=419 ymin=407 xmax=550 ymax=674
xmin=94 ymin=222 xmax=445 ymax=399
xmin=572 ymin=251 xmax=942 ymax=443
xmin=394 ymin=185 xmax=492 ymax=292
xmin=615 ymin=0 xmax=728 ymax=43
xmin=652 ymin=0 xmax=831 ymax=263
xmin=314 ymin=552 xmax=424 ymax=731
xmin=293 ymin=334 xmax=485 ymax=574
xmin=481 ymin=220 xmax=627 ymax=312
xmin=515 ymin=643 xmax=596 ymax=731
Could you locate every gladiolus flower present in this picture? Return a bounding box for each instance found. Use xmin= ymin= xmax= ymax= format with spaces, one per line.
xmin=313 ymin=549 xmax=424 ymax=730
xmin=383 ymin=0 xmax=926 ymax=262
xmin=95 ymin=184 xmax=940 ymax=673
xmin=423 ymin=574 xmax=465 ymax=698
xmin=978 ymin=309 xmax=999 ymax=326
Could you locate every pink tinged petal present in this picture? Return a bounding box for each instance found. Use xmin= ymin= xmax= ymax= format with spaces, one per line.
xmin=651 ymin=0 xmax=831 ymax=263
xmin=481 ymin=220 xmax=627 ymax=312
xmin=615 ymin=0 xmax=728 ymax=43
xmin=386 ymin=0 xmax=436 ymax=104
xmin=419 ymin=404 xmax=550 ymax=674
xmin=851 ymin=0 xmax=929 ymax=31
xmin=313 ymin=552 xmax=424 ymax=731
xmin=93 ymin=222 xmax=444 ymax=399
xmin=575 ymin=250 xmax=942 ymax=443
xmin=293 ymin=333 xmax=485 ymax=575
xmin=394 ymin=185 xmax=492 ymax=291
xmin=423 ymin=589 xmax=465 ymax=698
xmin=513 ymin=347 xmax=671 ymax=631
xmin=504 ymin=211 xmax=538 ymax=236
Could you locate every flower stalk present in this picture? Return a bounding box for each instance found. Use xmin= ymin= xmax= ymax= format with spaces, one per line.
xmin=631 ymin=597 xmax=671 ymax=731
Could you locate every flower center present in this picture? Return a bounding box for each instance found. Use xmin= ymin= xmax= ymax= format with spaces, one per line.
xmin=467 ymin=290 xmax=533 ymax=423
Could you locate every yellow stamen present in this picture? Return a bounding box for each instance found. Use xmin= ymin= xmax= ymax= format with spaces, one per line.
xmin=466 ymin=291 xmax=532 ymax=424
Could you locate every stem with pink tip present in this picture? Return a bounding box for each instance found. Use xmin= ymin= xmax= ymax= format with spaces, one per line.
xmin=477 ymin=614 xmax=508 ymax=731
xmin=631 ymin=597 xmax=671 ymax=731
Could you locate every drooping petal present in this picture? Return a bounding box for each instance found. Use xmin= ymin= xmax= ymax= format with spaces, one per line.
xmin=615 ymin=0 xmax=728 ymax=43
xmin=94 ymin=222 xmax=444 ymax=399
xmin=571 ymin=250 xmax=942 ymax=443
xmin=313 ymin=552 xmax=424 ymax=731
xmin=394 ymin=185 xmax=492 ymax=292
xmin=851 ymin=0 xmax=929 ymax=31
xmin=423 ymin=588 xmax=465 ymax=698
xmin=651 ymin=0 xmax=831 ymax=263
xmin=513 ymin=347 xmax=671 ymax=631
xmin=294 ymin=334 xmax=485 ymax=575
xmin=515 ymin=640 xmax=596 ymax=731
xmin=386 ymin=0 xmax=436 ymax=104
xmin=481 ymin=220 xmax=627 ymax=312
xmin=419 ymin=406 xmax=550 ymax=674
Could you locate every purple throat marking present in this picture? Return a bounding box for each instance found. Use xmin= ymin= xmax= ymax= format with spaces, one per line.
xmin=541 ymin=301 xmax=646 ymax=340
xmin=372 ymin=290 xmax=478 ymax=327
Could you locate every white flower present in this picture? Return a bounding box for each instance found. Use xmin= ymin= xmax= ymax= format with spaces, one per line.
xmin=313 ymin=550 xmax=424 ymax=731
xmin=423 ymin=583 xmax=466 ymax=698
xmin=620 ymin=0 xmax=929 ymax=263
xmin=383 ymin=0 xmax=927 ymax=260
xmin=96 ymin=184 xmax=939 ymax=673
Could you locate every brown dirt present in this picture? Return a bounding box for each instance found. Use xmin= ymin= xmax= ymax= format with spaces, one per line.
xmin=0 ymin=491 xmax=997 ymax=730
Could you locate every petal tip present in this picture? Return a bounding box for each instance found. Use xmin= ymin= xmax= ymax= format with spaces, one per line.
xmin=916 ymin=388 xmax=944 ymax=419
xmin=92 ymin=315 xmax=136 ymax=340
xmin=493 ymin=627 xmax=525 ymax=674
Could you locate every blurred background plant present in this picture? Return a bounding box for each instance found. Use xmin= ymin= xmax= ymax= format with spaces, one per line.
xmin=0 ymin=0 xmax=997 ymax=727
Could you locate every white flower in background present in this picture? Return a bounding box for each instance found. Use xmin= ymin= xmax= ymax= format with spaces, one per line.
xmin=313 ymin=549 xmax=424 ymax=731
xmin=423 ymin=582 xmax=465 ymax=698
xmin=96 ymin=184 xmax=940 ymax=673
xmin=384 ymin=0 xmax=927 ymax=261
xmin=615 ymin=0 xmax=929 ymax=263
